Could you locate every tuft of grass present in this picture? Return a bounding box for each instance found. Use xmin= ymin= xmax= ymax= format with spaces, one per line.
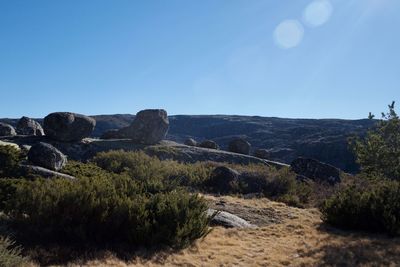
xmin=0 ymin=236 xmax=26 ymax=267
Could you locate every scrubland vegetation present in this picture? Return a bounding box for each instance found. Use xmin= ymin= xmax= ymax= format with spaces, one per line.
xmin=321 ymin=102 xmax=400 ymax=234
xmin=0 ymin=103 xmax=399 ymax=266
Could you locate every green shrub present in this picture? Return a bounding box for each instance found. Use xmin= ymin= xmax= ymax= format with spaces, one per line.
xmin=92 ymin=150 xmax=213 ymax=188
xmin=3 ymin=174 xmax=210 ymax=248
xmin=0 ymin=146 xmax=22 ymax=178
xmin=350 ymin=102 xmax=400 ymax=180
xmin=204 ymin=164 xmax=314 ymax=207
xmin=0 ymin=236 xmax=26 ymax=267
xmin=323 ymin=103 xmax=400 ymax=234
xmin=321 ymin=178 xmax=400 ymax=235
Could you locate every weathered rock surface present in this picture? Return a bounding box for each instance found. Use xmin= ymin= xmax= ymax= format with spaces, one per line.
xmin=199 ymin=140 xmax=219 ymax=150
xmin=290 ymin=157 xmax=341 ymax=184
xmin=206 ymin=166 xmax=240 ymax=193
xmin=20 ymin=164 xmax=75 ymax=180
xmin=207 ymin=209 xmax=256 ymax=228
xmin=184 ymin=138 xmax=197 ymax=146
xmin=118 ymin=109 xmax=169 ymax=144
xmin=253 ymin=148 xmax=270 ymax=159
xmin=28 ymin=142 xmax=67 ymax=171
xmin=228 ymin=138 xmax=251 ymax=155
xmin=16 ymin=116 xmax=44 ymax=136
xmin=0 ymin=122 xmax=16 ymax=137
xmin=44 ymin=112 xmax=96 ymax=142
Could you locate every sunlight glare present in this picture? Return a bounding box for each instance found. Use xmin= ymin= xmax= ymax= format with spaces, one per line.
xmin=273 ymin=20 xmax=304 ymax=49
xmin=303 ymin=0 xmax=333 ymax=27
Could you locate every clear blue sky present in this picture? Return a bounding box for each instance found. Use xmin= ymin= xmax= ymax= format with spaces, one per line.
xmin=1 ymin=0 xmax=399 ymax=119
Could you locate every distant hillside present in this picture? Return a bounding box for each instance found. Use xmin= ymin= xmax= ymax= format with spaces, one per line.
xmin=1 ymin=114 xmax=375 ymax=172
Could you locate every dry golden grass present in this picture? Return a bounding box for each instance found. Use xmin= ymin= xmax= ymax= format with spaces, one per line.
xmin=32 ymin=195 xmax=400 ymax=267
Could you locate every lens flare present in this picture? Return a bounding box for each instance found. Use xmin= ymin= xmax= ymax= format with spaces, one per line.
xmin=303 ymin=0 xmax=333 ymax=27
xmin=273 ymin=20 xmax=305 ymax=49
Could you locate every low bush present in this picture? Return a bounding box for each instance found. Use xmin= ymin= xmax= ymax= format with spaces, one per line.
xmin=92 ymin=150 xmax=213 ymax=188
xmin=0 ymin=236 xmax=26 ymax=267
xmin=0 ymin=146 xmax=22 ymax=178
xmin=321 ymin=177 xmax=400 ymax=235
xmin=205 ymin=164 xmax=313 ymax=207
xmin=2 ymin=173 xmax=210 ymax=248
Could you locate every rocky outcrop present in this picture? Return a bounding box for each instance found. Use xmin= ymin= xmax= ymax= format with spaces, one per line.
xmin=290 ymin=157 xmax=341 ymax=184
xmin=184 ymin=138 xmax=197 ymax=146
xmin=44 ymin=112 xmax=96 ymax=142
xmin=118 ymin=109 xmax=169 ymax=144
xmin=0 ymin=122 xmax=16 ymax=137
xmin=28 ymin=142 xmax=67 ymax=171
xmin=16 ymin=116 xmax=44 ymax=136
xmin=207 ymin=209 xmax=256 ymax=228
xmin=253 ymin=148 xmax=270 ymax=159
xmin=228 ymin=138 xmax=251 ymax=155
xmin=199 ymin=140 xmax=219 ymax=150
xmin=206 ymin=166 xmax=239 ymax=193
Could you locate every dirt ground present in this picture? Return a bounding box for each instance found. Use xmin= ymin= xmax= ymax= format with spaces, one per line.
xmin=33 ymin=195 xmax=400 ymax=267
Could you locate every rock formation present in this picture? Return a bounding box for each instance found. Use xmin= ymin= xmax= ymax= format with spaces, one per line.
xmin=253 ymin=148 xmax=270 ymax=159
xmin=199 ymin=140 xmax=219 ymax=150
xmin=228 ymin=138 xmax=251 ymax=155
xmin=44 ymin=112 xmax=96 ymax=142
xmin=206 ymin=166 xmax=239 ymax=193
xmin=0 ymin=122 xmax=16 ymax=137
xmin=28 ymin=142 xmax=67 ymax=171
xmin=16 ymin=116 xmax=44 ymax=136
xmin=184 ymin=138 xmax=197 ymax=146
xmin=118 ymin=109 xmax=169 ymax=144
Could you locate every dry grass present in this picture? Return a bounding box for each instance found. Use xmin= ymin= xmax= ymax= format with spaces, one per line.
xmin=29 ymin=195 xmax=400 ymax=267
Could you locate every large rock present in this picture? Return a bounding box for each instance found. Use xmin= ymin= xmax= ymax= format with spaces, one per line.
xmin=199 ymin=140 xmax=219 ymax=150
xmin=28 ymin=142 xmax=67 ymax=171
xmin=207 ymin=209 xmax=256 ymax=228
xmin=184 ymin=138 xmax=197 ymax=146
xmin=228 ymin=138 xmax=251 ymax=155
xmin=253 ymin=148 xmax=270 ymax=159
xmin=16 ymin=116 xmax=44 ymax=136
xmin=290 ymin=157 xmax=341 ymax=184
xmin=206 ymin=166 xmax=239 ymax=193
xmin=0 ymin=123 xmax=16 ymax=137
xmin=44 ymin=112 xmax=96 ymax=142
xmin=119 ymin=109 xmax=169 ymax=144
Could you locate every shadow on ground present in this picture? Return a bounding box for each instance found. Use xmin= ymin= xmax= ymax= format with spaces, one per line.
xmin=300 ymin=224 xmax=400 ymax=267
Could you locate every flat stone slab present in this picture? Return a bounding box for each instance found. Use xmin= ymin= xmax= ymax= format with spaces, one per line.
xmin=20 ymin=164 xmax=76 ymax=180
xmin=207 ymin=208 xmax=257 ymax=228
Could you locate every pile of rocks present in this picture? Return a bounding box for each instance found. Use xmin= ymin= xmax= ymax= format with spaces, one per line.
xmin=1 ymin=109 xmax=172 ymax=179
xmin=17 ymin=116 xmax=45 ymax=136
xmin=0 ymin=116 xmax=46 ymax=138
